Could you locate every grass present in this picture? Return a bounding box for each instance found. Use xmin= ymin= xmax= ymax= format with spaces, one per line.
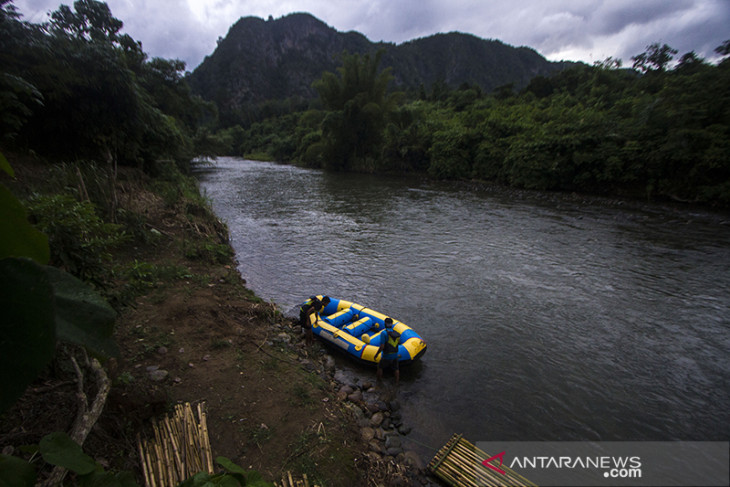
xmin=288 ymin=384 xmax=314 ymax=407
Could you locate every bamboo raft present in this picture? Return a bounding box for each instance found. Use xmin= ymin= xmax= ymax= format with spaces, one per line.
xmin=428 ymin=434 xmax=537 ymax=487
xmin=137 ymin=402 xmax=215 ymax=487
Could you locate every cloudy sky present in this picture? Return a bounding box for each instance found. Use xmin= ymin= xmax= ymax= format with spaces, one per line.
xmin=12 ymin=0 xmax=730 ymax=71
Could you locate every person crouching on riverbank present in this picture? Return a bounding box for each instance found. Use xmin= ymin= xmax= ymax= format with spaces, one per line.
xmin=299 ymin=296 xmax=330 ymax=346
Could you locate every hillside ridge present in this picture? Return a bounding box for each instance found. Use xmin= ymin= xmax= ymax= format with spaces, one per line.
xmin=187 ymin=12 xmax=575 ymax=110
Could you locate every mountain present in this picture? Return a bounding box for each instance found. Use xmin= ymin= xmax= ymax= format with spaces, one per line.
xmin=187 ymin=13 xmax=574 ymax=111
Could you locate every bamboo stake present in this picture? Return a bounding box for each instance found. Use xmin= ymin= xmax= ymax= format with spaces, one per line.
xmin=442 ymin=456 xmax=498 ymax=487
xmin=163 ymin=416 xmax=184 ymax=481
xmin=198 ymin=402 xmax=214 ymax=473
xmin=138 ymin=435 xmax=153 ymax=487
xmin=439 ymin=461 xmax=477 ymax=487
xmin=153 ymin=439 xmax=165 ymax=486
xmin=184 ymin=405 xmax=200 ymax=473
xmin=169 ymin=412 xmax=186 ymax=477
xmin=443 ymin=458 xmax=483 ymax=487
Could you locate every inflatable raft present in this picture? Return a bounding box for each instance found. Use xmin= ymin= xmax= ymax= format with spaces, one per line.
xmin=300 ymin=296 xmax=427 ymax=366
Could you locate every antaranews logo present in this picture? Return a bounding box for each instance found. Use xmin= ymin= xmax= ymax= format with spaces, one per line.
xmin=476 ymin=441 xmax=729 ymax=487
xmin=508 ymin=454 xmax=642 ymax=479
xmin=481 ymin=451 xmax=506 ymax=475
xmin=482 ymin=451 xmax=642 ymax=480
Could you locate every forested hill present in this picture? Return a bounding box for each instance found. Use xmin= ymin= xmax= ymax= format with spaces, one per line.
xmin=187 ymin=13 xmax=573 ymax=110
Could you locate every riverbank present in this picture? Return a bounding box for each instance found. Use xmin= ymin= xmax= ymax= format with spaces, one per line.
xmin=0 ymin=154 xmax=433 ymax=486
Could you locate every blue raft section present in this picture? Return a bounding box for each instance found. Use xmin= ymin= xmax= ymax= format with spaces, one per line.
xmin=300 ymin=296 xmax=427 ymax=366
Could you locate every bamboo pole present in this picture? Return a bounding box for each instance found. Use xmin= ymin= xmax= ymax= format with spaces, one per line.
xmin=138 ymin=401 xmax=219 ymax=487
xmin=163 ymin=416 xmax=184 ymax=481
xmin=198 ymin=402 xmax=214 ymax=473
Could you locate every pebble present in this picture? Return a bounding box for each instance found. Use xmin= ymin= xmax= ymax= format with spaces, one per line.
xmin=149 ymin=369 xmax=168 ymax=382
xmin=368 ymin=439 xmax=382 ymax=453
xmin=369 ymin=412 xmax=384 ymax=427
xmin=323 ymin=355 xmax=336 ymax=371
xmin=361 ymin=427 xmax=375 ymax=441
xmin=384 ymin=433 xmax=401 ymax=450
xmin=284 ymin=322 xmax=430 ymax=485
xmin=403 ymin=451 xmax=424 ymax=470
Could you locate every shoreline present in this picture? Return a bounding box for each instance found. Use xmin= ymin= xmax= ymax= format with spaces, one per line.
xmin=0 ymin=154 xmax=436 ymax=486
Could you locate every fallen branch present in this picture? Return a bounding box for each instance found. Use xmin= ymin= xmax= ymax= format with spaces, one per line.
xmin=41 ymin=355 xmax=111 ymax=487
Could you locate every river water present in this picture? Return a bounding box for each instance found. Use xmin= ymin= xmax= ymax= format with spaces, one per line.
xmin=196 ymin=157 xmax=730 ymax=458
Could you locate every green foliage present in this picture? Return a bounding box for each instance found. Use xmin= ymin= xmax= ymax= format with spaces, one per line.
xmin=26 ymin=193 xmax=127 ymax=283
xmin=310 ymin=50 xmax=402 ymax=170
xmin=0 ymin=154 xmax=120 ymax=412
xmin=0 ymin=258 xmax=56 ymax=413
xmin=0 ymin=431 xmax=139 ymax=486
xmin=0 ymin=184 xmax=50 ymax=264
xmin=183 ymin=239 xmax=234 ymax=265
xmin=233 ymin=44 xmax=730 ymax=205
xmin=0 ymin=72 xmax=43 ymax=143
xmin=0 ymin=453 xmax=37 ymax=487
xmin=40 ymin=431 xmax=97 ymax=475
xmin=179 ymin=457 xmax=272 ymax=486
xmin=1 ymin=434 xmax=268 ymax=486
xmin=2 ymin=0 xmax=213 ymax=171
xmin=631 ymin=43 xmax=678 ymax=73
xmin=46 ymin=265 xmax=119 ymax=357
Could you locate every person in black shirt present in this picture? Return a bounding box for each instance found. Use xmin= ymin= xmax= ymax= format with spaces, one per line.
xmin=299 ymin=297 xmax=322 ymax=345
xmin=376 ymin=317 xmax=401 ymax=385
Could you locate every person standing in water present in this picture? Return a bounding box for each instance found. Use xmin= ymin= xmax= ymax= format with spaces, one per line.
xmin=376 ymin=317 xmax=401 ymax=385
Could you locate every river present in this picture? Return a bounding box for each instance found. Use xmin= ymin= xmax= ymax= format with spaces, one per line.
xmin=196 ymin=157 xmax=730 ymax=459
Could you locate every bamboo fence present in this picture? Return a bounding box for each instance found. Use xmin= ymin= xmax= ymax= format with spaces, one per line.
xmin=137 ymin=402 xmax=215 ymax=487
xmin=428 ymin=434 xmax=537 ymax=487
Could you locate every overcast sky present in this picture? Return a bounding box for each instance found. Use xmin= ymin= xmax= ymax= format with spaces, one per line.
xmin=12 ymin=0 xmax=730 ymax=71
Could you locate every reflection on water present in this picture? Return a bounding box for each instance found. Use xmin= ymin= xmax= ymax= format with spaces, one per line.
xmin=197 ymin=158 xmax=730 ymax=457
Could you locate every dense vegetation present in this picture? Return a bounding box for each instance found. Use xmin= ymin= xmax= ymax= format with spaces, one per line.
xmin=1 ymin=0 xmax=219 ymax=171
xmin=0 ymin=1 xmax=254 ymax=484
xmin=229 ymin=43 xmax=730 ymax=206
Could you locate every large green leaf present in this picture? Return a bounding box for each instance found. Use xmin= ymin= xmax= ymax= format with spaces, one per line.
xmin=78 ymin=470 xmax=140 ymax=487
xmin=45 ymin=265 xmax=119 ymax=358
xmin=0 ymin=454 xmax=36 ymax=487
xmin=0 ymin=152 xmax=13 ymax=178
xmin=39 ymin=432 xmax=96 ymax=475
xmin=0 ymin=183 xmax=50 ymax=264
xmin=0 ymin=258 xmax=56 ymax=413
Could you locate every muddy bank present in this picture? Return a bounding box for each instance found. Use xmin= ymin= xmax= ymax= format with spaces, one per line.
xmin=0 ymin=155 xmax=439 ymax=486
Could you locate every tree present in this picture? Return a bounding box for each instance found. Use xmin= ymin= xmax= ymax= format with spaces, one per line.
xmin=311 ymin=50 xmax=401 ymax=170
xmin=49 ymin=0 xmax=122 ymax=43
xmin=715 ymin=39 xmax=730 ymax=57
xmin=593 ymin=56 xmax=623 ymax=70
xmin=631 ymin=43 xmax=678 ymax=73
